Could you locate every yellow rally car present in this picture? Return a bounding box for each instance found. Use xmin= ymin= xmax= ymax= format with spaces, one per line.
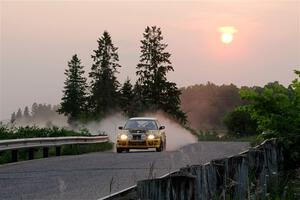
xmin=116 ymin=117 xmax=166 ymax=153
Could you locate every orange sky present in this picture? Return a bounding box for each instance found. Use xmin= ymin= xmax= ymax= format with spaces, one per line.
xmin=0 ymin=0 xmax=299 ymax=120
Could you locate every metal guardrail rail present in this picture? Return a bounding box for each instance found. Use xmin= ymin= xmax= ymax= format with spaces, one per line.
xmin=0 ymin=136 xmax=109 ymax=151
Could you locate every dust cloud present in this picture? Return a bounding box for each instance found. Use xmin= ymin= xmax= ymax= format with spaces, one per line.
xmin=84 ymin=111 xmax=197 ymax=151
xmin=84 ymin=113 xmax=128 ymax=142
xmin=142 ymin=112 xmax=198 ymax=151
xmin=11 ymin=111 xmax=197 ymax=151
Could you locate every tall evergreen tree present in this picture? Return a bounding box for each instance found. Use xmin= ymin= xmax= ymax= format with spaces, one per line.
xmin=89 ymin=31 xmax=121 ymax=117
xmin=24 ymin=106 xmax=30 ymax=119
xmin=10 ymin=112 xmax=16 ymax=123
xmin=16 ymin=108 xmax=22 ymax=119
xmin=120 ymin=78 xmax=134 ymax=116
xmin=136 ymin=26 xmax=187 ymax=123
xmin=31 ymin=103 xmax=38 ymax=117
xmin=58 ymin=54 xmax=87 ymax=123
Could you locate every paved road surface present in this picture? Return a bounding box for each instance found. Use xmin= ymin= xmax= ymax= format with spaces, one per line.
xmin=0 ymin=142 xmax=249 ymax=200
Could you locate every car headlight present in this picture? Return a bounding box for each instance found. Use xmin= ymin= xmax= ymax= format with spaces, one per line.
xmin=147 ymin=134 xmax=155 ymax=140
xmin=120 ymin=134 xmax=128 ymax=140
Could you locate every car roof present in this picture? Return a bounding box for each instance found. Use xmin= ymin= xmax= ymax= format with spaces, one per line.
xmin=129 ymin=117 xmax=157 ymax=121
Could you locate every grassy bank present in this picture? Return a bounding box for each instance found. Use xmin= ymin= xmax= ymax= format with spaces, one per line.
xmin=0 ymin=142 xmax=113 ymax=165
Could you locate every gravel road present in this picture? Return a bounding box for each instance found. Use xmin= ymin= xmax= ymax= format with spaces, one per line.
xmin=0 ymin=142 xmax=249 ymax=200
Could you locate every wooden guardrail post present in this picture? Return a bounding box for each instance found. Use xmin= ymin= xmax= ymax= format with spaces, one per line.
xmin=137 ymin=174 xmax=196 ymax=200
xmin=11 ymin=150 xmax=18 ymax=162
xmin=43 ymin=147 xmax=49 ymax=158
xmin=56 ymin=146 xmax=61 ymax=156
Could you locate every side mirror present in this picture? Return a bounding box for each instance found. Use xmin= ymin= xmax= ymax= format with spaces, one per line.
xmin=159 ymin=126 xmax=165 ymax=130
xmin=118 ymin=126 xmax=123 ymax=130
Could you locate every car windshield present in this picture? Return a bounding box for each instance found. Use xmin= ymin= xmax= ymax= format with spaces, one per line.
xmin=124 ymin=120 xmax=158 ymax=130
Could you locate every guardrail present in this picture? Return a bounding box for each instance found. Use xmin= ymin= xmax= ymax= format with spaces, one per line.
xmin=99 ymin=170 xmax=178 ymax=200
xmin=0 ymin=136 xmax=109 ymax=162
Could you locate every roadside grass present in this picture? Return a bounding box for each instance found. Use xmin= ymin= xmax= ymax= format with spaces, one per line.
xmin=0 ymin=142 xmax=113 ymax=165
xmin=266 ymin=168 xmax=299 ymax=200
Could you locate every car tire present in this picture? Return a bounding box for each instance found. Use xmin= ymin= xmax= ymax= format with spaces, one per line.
xmin=156 ymin=142 xmax=163 ymax=152
xmin=116 ymin=148 xmax=122 ymax=153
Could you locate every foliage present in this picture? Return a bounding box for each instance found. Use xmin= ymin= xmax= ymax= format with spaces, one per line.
xmin=239 ymin=72 xmax=300 ymax=169
xmin=136 ymin=26 xmax=186 ymax=124
xmin=16 ymin=108 xmax=22 ymax=119
xmin=224 ymin=108 xmax=257 ymax=136
xmin=239 ymin=81 xmax=297 ymax=135
xmin=23 ymin=106 xmax=30 ymax=118
xmin=119 ymin=78 xmax=135 ymax=117
xmin=0 ymin=124 xmax=91 ymax=140
xmin=58 ymin=54 xmax=87 ymax=123
xmin=89 ymin=31 xmax=121 ymax=118
xmin=10 ymin=112 xmax=16 ymax=123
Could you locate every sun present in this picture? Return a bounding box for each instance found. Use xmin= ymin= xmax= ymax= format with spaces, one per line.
xmin=218 ymin=26 xmax=238 ymax=44
xmin=221 ymin=33 xmax=233 ymax=44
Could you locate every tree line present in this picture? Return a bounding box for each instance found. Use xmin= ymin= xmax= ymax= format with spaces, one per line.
xmin=58 ymin=26 xmax=186 ymax=125
xmin=180 ymin=82 xmax=245 ymax=130
xmin=11 ymin=103 xmax=59 ymax=123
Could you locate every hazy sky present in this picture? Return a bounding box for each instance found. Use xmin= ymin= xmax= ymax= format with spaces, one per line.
xmin=0 ymin=0 xmax=299 ymax=120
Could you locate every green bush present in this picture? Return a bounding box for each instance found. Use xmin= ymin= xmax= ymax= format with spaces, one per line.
xmin=0 ymin=124 xmax=92 ymax=140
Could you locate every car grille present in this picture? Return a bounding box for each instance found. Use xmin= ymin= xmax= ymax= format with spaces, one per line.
xmin=133 ymin=135 xmax=142 ymax=140
xmin=129 ymin=129 xmax=146 ymax=134
xmin=128 ymin=141 xmax=146 ymax=146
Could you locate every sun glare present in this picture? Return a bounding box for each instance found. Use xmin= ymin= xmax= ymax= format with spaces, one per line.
xmin=221 ymin=33 xmax=233 ymax=44
xmin=218 ymin=26 xmax=238 ymax=44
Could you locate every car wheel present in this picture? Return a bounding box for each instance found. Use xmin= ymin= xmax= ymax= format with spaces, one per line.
xmin=125 ymin=149 xmax=130 ymax=153
xmin=156 ymin=142 xmax=163 ymax=152
xmin=116 ymin=148 xmax=122 ymax=153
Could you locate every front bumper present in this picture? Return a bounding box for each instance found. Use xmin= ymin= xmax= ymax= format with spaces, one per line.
xmin=116 ymin=139 xmax=161 ymax=149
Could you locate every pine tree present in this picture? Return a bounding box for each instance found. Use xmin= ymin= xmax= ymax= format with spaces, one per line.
xmin=31 ymin=103 xmax=38 ymax=118
xmin=24 ymin=106 xmax=30 ymax=119
xmin=10 ymin=112 xmax=16 ymax=123
xmin=136 ymin=26 xmax=187 ymax=123
xmin=89 ymin=31 xmax=121 ymax=118
xmin=120 ymin=78 xmax=134 ymax=116
xmin=16 ymin=108 xmax=22 ymax=119
xmin=58 ymin=54 xmax=87 ymax=123
xmin=132 ymin=82 xmax=147 ymax=116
